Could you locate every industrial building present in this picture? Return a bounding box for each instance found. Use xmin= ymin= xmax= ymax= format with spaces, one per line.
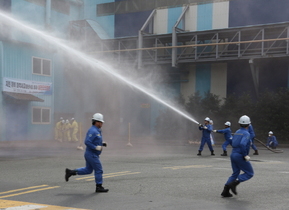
xmin=0 ymin=0 xmax=289 ymax=141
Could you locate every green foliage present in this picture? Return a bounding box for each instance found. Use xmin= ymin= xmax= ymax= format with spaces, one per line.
xmin=252 ymin=88 xmax=289 ymax=143
xmin=155 ymin=89 xmax=289 ymax=143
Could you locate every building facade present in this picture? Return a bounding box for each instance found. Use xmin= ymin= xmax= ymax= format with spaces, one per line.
xmin=1 ymin=0 xmax=289 ymax=141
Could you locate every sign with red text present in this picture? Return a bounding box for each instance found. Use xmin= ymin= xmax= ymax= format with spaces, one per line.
xmin=3 ymin=77 xmax=53 ymax=95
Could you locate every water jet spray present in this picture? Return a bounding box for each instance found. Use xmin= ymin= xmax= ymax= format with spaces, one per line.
xmin=0 ymin=12 xmax=200 ymax=125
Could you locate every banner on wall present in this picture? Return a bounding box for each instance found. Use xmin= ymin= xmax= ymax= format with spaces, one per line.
xmin=3 ymin=77 xmax=53 ymax=95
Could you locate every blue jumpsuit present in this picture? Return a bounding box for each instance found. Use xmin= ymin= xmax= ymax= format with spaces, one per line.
xmin=216 ymin=127 xmax=232 ymax=151
xmin=198 ymin=124 xmax=214 ymax=152
xmin=76 ymin=125 xmax=104 ymax=184
xmin=225 ymin=128 xmax=254 ymax=185
xmin=248 ymin=124 xmax=257 ymax=151
xmin=267 ymin=135 xmax=278 ymax=148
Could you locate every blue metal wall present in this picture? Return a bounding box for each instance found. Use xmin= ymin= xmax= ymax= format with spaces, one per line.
xmin=12 ymin=0 xmax=45 ymax=27
xmin=0 ymin=0 xmax=81 ymax=141
xmin=228 ymin=0 xmax=289 ymax=95
xmin=167 ymin=7 xmax=182 ymax=33
xmin=84 ymin=0 xmax=115 ymax=38
xmin=197 ymin=3 xmax=213 ymax=31
xmin=115 ymin=11 xmax=151 ymax=37
xmin=1 ymin=41 xmax=55 ymax=140
xmin=229 ymin=0 xmax=289 ymax=27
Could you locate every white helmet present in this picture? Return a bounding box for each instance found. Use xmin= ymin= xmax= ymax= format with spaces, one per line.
xmin=269 ymin=131 xmax=273 ymax=135
xmin=66 ymin=119 xmax=69 ymax=123
xmin=62 ymin=120 xmax=65 ymax=123
xmin=224 ymin=121 xmax=231 ymax=126
xmin=238 ymin=115 xmax=251 ymax=125
xmin=92 ymin=113 xmax=104 ymax=123
xmin=204 ymin=117 xmax=210 ymax=122
xmin=71 ymin=118 xmax=75 ymax=121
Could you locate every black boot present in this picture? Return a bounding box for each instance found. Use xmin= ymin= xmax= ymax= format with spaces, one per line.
xmin=65 ymin=168 xmax=77 ymax=182
xmin=221 ymin=185 xmax=233 ymax=197
xmin=228 ymin=180 xmax=240 ymax=195
xmin=253 ymin=150 xmax=259 ymax=155
xmin=211 ymin=150 xmax=215 ymax=156
xmin=221 ymin=150 xmax=227 ymax=156
xmin=95 ymin=184 xmax=109 ymax=193
xmin=197 ymin=150 xmax=202 ymax=156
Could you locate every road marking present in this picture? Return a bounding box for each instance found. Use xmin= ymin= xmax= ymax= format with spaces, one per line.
xmin=75 ymin=171 xmax=141 ymax=182
xmin=163 ymin=165 xmax=212 ymax=170
xmin=3 ymin=204 xmax=47 ymax=209
xmin=0 ymin=185 xmax=48 ymax=195
xmin=0 ymin=199 xmax=89 ymax=210
xmin=75 ymin=171 xmax=131 ymax=180
xmin=103 ymin=172 xmax=141 ymax=178
xmin=0 ymin=186 xmax=59 ymax=199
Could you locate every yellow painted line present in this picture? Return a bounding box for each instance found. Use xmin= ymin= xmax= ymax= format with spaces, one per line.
xmin=0 ymin=199 xmax=89 ymax=209
xmin=0 ymin=185 xmax=48 ymax=195
xmin=103 ymin=172 xmax=141 ymax=178
xmin=75 ymin=176 xmax=94 ymax=180
xmin=0 ymin=186 xmax=60 ymax=199
xmin=163 ymin=165 xmax=212 ymax=170
xmin=85 ymin=172 xmax=141 ymax=181
xmin=75 ymin=171 xmax=132 ymax=180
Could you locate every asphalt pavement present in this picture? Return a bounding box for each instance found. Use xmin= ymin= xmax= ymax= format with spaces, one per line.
xmin=0 ymin=138 xmax=288 ymax=210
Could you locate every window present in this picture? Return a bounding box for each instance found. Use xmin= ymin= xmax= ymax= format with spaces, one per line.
xmin=42 ymin=59 xmax=51 ymax=75
xmin=32 ymin=107 xmax=51 ymax=124
xmin=32 ymin=57 xmax=51 ymax=76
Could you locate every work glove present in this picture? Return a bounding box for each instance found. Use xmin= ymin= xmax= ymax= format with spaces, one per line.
xmin=213 ymin=130 xmax=217 ymax=133
xmin=244 ymin=155 xmax=250 ymax=161
xmin=95 ymin=146 xmax=103 ymax=151
xmin=102 ymin=142 xmax=107 ymax=147
xmin=203 ymin=126 xmax=207 ymax=129
xmin=199 ymin=124 xmax=203 ymax=127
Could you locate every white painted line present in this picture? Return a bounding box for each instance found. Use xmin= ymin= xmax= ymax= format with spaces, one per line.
xmin=4 ymin=205 xmax=47 ymax=210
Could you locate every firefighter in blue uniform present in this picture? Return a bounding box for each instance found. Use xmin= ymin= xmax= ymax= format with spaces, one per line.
xmin=248 ymin=124 xmax=258 ymax=155
xmin=65 ymin=113 xmax=109 ymax=193
xmin=213 ymin=121 xmax=232 ymax=156
xmin=266 ymin=131 xmax=278 ymax=149
xmin=197 ymin=117 xmax=215 ymax=156
xmin=221 ymin=115 xmax=254 ymax=197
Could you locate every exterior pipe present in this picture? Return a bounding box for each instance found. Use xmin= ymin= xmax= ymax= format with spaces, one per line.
xmin=45 ymin=0 xmax=51 ymax=29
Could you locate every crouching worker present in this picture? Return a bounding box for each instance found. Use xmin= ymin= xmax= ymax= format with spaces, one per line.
xmin=267 ymin=131 xmax=278 ymax=149
xmin=65 ymin=113 xmax=109 ymax=193
xmin=221 ymin=115 xmax=254 ymax=197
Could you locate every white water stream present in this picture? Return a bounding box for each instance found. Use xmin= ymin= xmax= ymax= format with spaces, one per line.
xmin=0 ymin=12 xmax=199 ymax=125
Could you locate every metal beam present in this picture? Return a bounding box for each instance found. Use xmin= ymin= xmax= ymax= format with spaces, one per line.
xmin=138 ymin=9 xmax=156 ymax=69
xmin=88 ymin=22 xmax=289 ymax=66
xmin=172 ymin=5 xmax=189 ymax=67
